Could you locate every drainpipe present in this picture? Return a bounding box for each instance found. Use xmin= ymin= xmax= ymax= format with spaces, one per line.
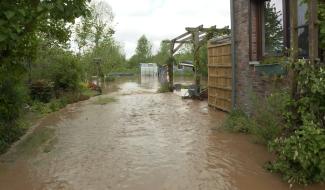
xmin=230 ymin=0 xmax=237 ymax=109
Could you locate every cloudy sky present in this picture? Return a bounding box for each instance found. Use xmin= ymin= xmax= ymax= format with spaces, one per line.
xmin=104 ymin=0 xmax=230 ymax=58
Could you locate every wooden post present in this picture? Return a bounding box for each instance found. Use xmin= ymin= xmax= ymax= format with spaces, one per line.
xmin=289 ymin=0 xmax=299 ymax=127
xmin=168 ymin=42 xmax=175 ymax=91
xmin=308 ymin=0 xmax=319 ymax=62
xmin=192 ymin=27 xmax=201 ymax=92
xmin=290 ymin=0 xmax=299 ymax=99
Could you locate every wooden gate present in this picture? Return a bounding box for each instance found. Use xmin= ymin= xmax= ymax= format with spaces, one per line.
xmin=207 ymin=38 xmax=232 ymax=112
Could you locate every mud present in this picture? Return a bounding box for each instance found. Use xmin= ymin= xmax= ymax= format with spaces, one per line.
xmin=0 ymin=76 xmax=323 ymax=190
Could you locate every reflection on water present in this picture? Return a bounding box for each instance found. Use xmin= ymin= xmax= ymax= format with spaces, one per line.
xmin=139 ymin=75 xmax=160 ymax=90
xmin=0 ymin=76 xmax=323 ymax=190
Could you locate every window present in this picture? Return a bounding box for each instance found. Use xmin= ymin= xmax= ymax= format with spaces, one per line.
xmin=263 ymin=0 xmax=285 ymax=56
xmin=250 ymin=0 xmax=315 ymax=61
xmin=297 ymin=0 xmax=309 ymax=58
xmin=249 ymin=0 xmax=288 ymax=60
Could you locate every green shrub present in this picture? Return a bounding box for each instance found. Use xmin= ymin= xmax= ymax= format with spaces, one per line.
xmin=51 ymin=57 xmax=81 ymax=92
xmin=223 ymin=110 xmax=252 ymax=133
xmin=30 ymin=101 xmax=52 ymax=114
xmin=29 ymin=80 xmax=54 ymax=103
xmin=105 ymin=76 xmax=116 ymax=82
xmin=267 ymin=124 xmax=325 ymax=185
xmin=0 ymin=121 xmax=27 ymax=154
xmin=250 ymin=92 xmax=289 ymax=144
xmin=0 ymin=65 xmax=27 ymax=124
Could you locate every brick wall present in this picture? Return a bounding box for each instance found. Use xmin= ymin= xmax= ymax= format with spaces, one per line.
xmin=233 ymin=0 xmax=251 ymax=111
xmin=233 ymin=0 xmax=288 ymax=113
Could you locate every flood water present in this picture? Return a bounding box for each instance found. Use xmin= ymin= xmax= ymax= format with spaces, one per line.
xmin=0 ymin=76 xmax=323 ymax=190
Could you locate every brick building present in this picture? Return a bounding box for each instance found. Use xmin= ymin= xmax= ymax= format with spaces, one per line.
xmin=230 ymin=0 xmax=322 ymax=111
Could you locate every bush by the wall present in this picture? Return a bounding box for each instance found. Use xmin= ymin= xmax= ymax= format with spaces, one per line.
xmin=223 ymin=110 xmax=252 ymax=133
xmin=267 ymin=124 xmax=325 ymax=185
xmin=224 ymin=92 xmax=289 ymax=143
xmin=250 ymin=92 xmax=289 ymax=144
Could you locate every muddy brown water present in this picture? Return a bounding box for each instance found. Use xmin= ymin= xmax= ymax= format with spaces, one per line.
xmin=0 ymin=76 xmax=323 ymax=190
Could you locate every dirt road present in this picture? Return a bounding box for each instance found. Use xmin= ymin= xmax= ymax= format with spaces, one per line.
xmin=0 ymin=77 xmax=323 ymax=190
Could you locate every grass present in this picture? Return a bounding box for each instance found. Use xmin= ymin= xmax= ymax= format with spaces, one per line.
xmin=157 ymin=83 xmax=171 ymax=93
xmin=15 ymin=126 xmax=56 ymax=156
xmin=223 ymin=92 xmax=288 ymax=145
xmin=93 ymin=96 xmax=117 ymax=105
xmin=82 ymin=88 xmax=100 ymax=97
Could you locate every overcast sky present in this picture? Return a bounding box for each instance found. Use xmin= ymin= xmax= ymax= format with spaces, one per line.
xmin=104 ymin=0 xmax=230 ymax=58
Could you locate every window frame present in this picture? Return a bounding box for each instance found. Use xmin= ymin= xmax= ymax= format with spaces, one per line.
xmin=250 ymin=0 xmax=290 ymax=61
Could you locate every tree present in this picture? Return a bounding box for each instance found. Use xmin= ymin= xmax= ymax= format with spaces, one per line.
xmin=81 ymin=37 xmax=126 ymax=78
xmin=75 ymin=0 xmax=114 ymax=53
xmin=264 ymin=1 xmax=284 ymax=54
xmin=0 ymin=0 xmax=90 ymax=124
xmin=153 ymin=41 xmax=170 ymax=65
xmin=135 ymin=35 xmax=152 ymax=63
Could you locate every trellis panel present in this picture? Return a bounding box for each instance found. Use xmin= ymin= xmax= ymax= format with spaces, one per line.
xmin=208 ymin=40 xmax=232 ymax=112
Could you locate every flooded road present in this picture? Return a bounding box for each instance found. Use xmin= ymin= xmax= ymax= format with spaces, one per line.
xmin=0 ymin=76 xmax=323 ymax=190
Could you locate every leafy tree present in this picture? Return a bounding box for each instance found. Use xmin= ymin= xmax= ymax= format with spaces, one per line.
xmin=135 ymin=35 xmax=152 ymax=63
xmin=0 ymin=0 xmax=90 ymax=124
xmin=75 ymin=0 xmax=114 ymax=53
xmin=81 ymin=37 xmax=126 ymax=78
xmin=264 ymin=1 xmax=284 ymax=54
xmin=153 ymin=41 xmax=170 ymax=65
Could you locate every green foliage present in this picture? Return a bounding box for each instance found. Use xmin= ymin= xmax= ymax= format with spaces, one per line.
xmin=223 ymin=110 xmax=252 ymax=133
xmin=50 ymin=54 xmax=82 ymax=91
xmin=0 ymin=0 xmax=90 ymax=61
xmin=288 ymin=60 xmax=325 ymax=128
xmin=82 ymin=37 xmax=126 ymax=78
xmin=30 ymin=80 xmax=54 ymax=103
xmin=0 ymin=121 xmax=27 ymax=154
xmin=267 ymin=60 xmax=325 ymax=185
xmin=267 ymin=125 xmax=325 ymax=185
xmin=225 ymin=92 xmax=289 ymax=144
xmin=157 ymin=83 xmax=171 ymax=93
xmin=75 ymin=0 xmax=114 ymax=52
xmin=251 ymin=92 xmax=289 ymax=143
xmin=128 ymin=35 xmax=152 ymax=68
xmin=153 ymin=41 xmax=170 ymax=65
xmin=0 ymin=64 xmax=28 ymax=124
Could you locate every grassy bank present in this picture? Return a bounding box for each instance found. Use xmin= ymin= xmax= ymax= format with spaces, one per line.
xmin=0 ymin=88 xmax=99 ymax=155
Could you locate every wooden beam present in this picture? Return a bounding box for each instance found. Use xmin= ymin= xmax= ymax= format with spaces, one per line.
xmin=172 ymin=31 xmax=191 ymax=41
xmin=185 ymin=25 xmax=203 ymax=32
xmin=173 ymin=43 xmax=184 ymax=53
xmin=308 ymin=0 xmax=319 ymax=61
xmin=174 ymin=40 xmax=192 ymax=43
xmin=290 ymin=0 xmax=298 ymax=60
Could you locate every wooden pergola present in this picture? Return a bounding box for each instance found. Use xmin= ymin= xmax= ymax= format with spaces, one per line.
xmin=163 ymin=25 xmax=229 ymax=92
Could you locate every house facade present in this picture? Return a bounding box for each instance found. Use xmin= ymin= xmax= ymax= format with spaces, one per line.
xmin=230 ymin=0 xmax=323 ymax=111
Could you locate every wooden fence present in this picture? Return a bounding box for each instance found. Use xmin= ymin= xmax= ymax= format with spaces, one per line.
xmin=207 ymin=38 xmax=232 ymax=112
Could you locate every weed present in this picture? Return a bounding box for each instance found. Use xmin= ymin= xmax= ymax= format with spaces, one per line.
xmin=157 ymin=83 xmax=170 ymax=93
